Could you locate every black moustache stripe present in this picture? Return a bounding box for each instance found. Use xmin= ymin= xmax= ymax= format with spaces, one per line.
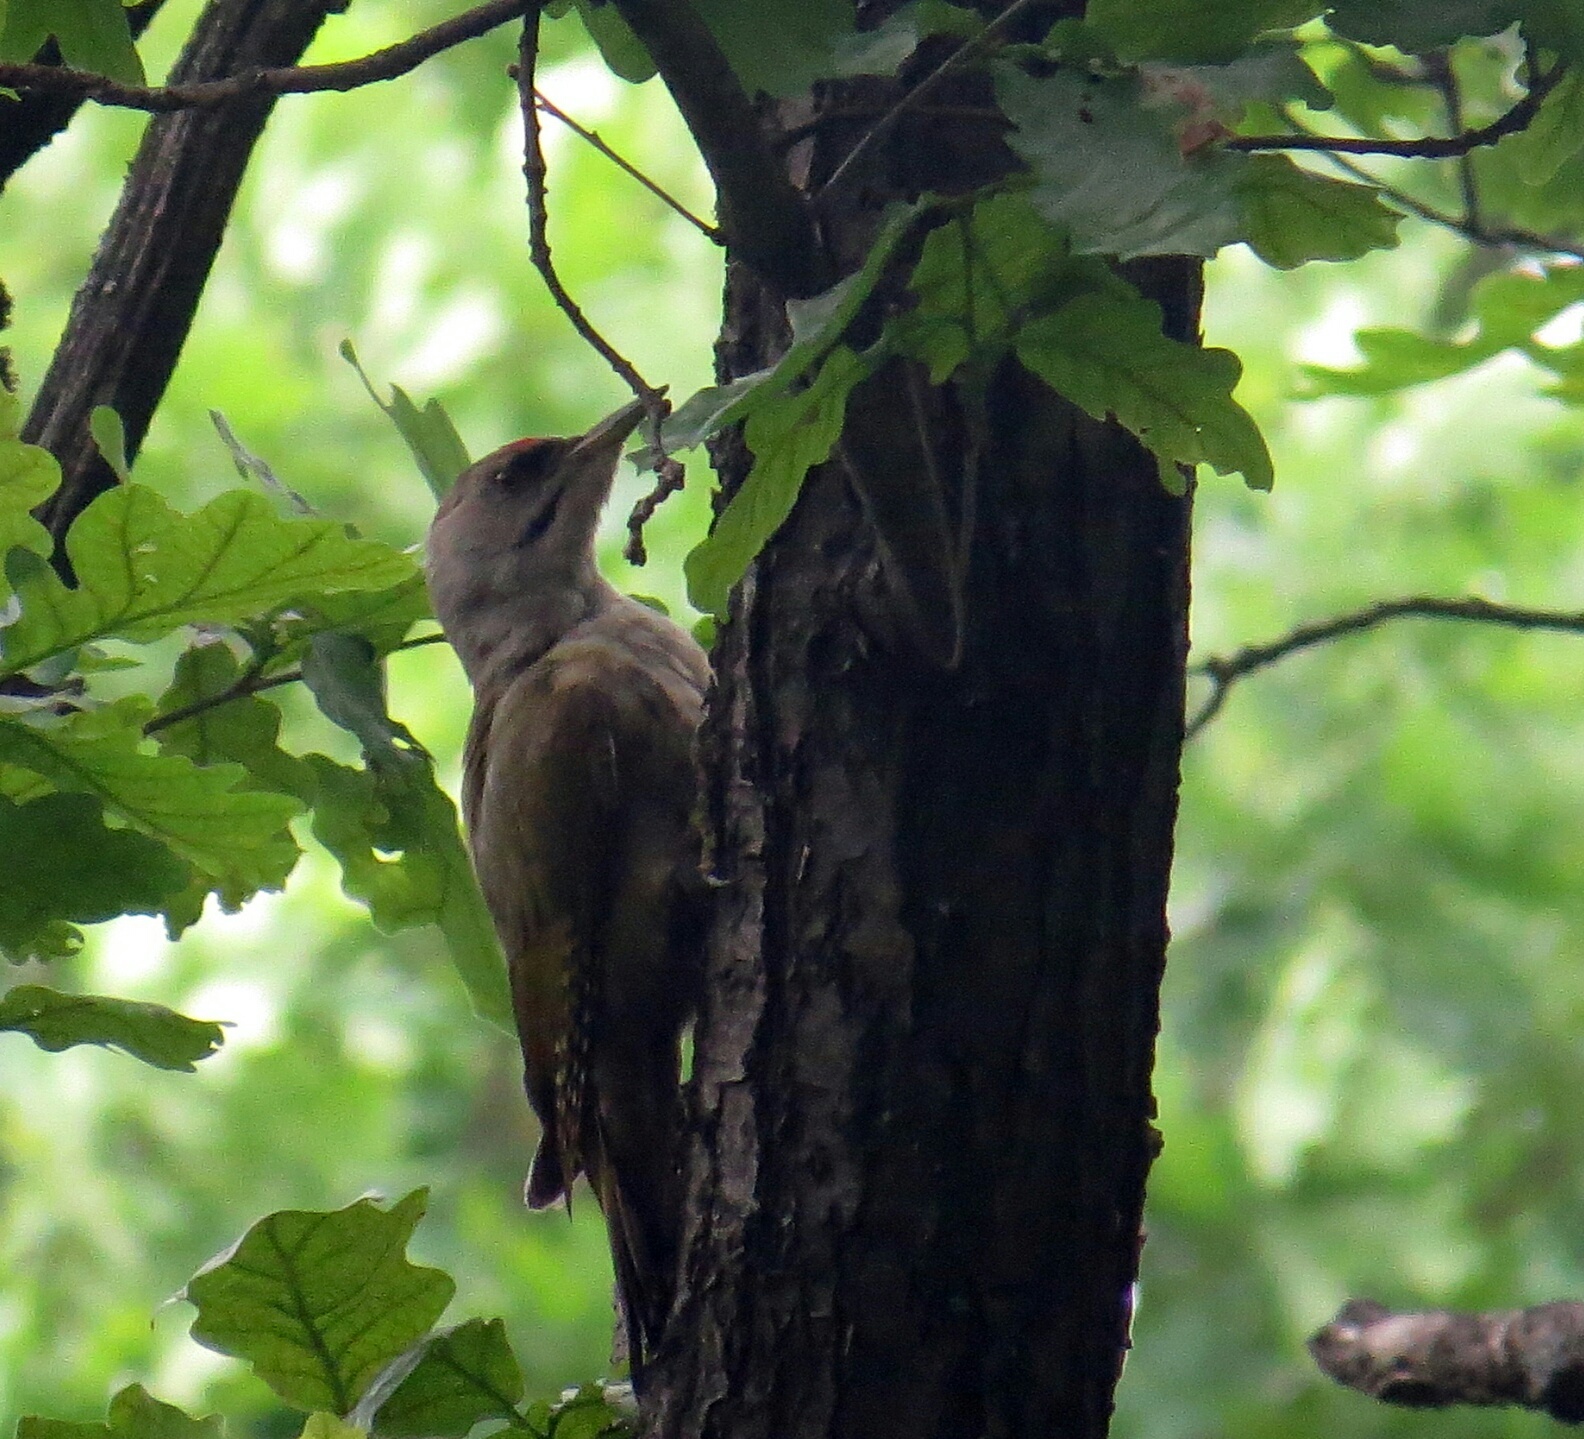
xmin=517 ymin=487 xmax=563 ymax=548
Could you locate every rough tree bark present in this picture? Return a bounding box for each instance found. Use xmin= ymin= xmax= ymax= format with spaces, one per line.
xmin=651 ymin=40 xmax=1198 ymax=1439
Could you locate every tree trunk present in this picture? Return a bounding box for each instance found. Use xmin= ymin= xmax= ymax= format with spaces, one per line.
xmin=652 ymin=70 xmax=1199 ymax=1439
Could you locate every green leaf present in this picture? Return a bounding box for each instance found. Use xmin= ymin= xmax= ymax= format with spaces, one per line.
xmin=656 ymin=371 xmax=775 ymax=457
xmin=306 ymin=753 xmax=512 ymax=1034
xmin=1301 ymin=36 xmax=1444 ymax=136
xmin=0 ymin=483 xmax=417 ymax=676
xmin=1234 ymin=155 xmax=1401 ymax=268
xmin=1016 ymin=290 xmax=1273 ymax=489
xmin=654 ymin=199 xmax=936 ymax=465
xmin=184 ymin=1190 xmax=455 ymax=1415
xmin=1302 ymin=263 xmax=1584 ymax=395
xmin=539 ymin=1385 xmax=631 ymax=1439
xmin=153 ymin=642 xmax=316 ymax=801
xmin=18 ymin=1384 xmax=223 ymax=1439
xmin=569 ymin=0 xmax=859 ymax=93
xmin=355 ymin=1319 xmax=523 ymax=1438
xmin=0 ymin=0 xmax=144 ymax=81
xmin=1140 ymin=45 xmax=1331 ymax=112
xmin=0 ymin=702 xmax=304 ymax=922
xmin=897 ymin=190 xmax=1086 ymax=381
xmin=1302 ymin=328 xmax=1498 ymax=396
xmin=272 ymin=576 xmax=434 ymax=664
xmin=296 ymin=1418 xmax=364 ymax=1439
xmin=1518 ymin=67 xmax=1584 ymax=185
xmin=1324 ymin=0 xmax=1529 ymax=52
xmin=1084 ymin=0 xmax=1322 ymax=62
xmin=996 ymin=65 xmax=1247 ymax=260
xmin=830 ymin=0 xmax=984 ymax=77
xmin=571 ymin=0 xmax=655 ymax=82
xmin=301 ymin=634 xmax=422 ymax=760
xmin=0 ymin=391 xmax=59 ymax=606
xmin=89 ymin=404 xmax=130 ymax=482
xmin=0 ymin=985 xmax=223 ymax=1070
xmin=340 ymin=342 xmax=471 ymax=499
xmin=694 ymin=0 xmax=857 ymax=95
xmin=298 ymin=636 xmax=511 ymax=1032
xmin=685 ymin=345 xmax=869 ymax=617
xmin=0 ymin=792 xmax=190 ymax=960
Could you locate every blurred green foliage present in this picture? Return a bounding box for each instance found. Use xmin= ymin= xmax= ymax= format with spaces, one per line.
xmin=0 ymin=0 xmax=719 ymax=1426
xmin=1 ymin=4 xmax=1583 ymax=1439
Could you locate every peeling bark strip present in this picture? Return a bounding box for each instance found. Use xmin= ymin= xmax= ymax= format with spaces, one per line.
xmin=651 ymin=23 xmax=1196 ymax=1435
xmin=1311 ymin=1298 xmax=1584 ymax=1423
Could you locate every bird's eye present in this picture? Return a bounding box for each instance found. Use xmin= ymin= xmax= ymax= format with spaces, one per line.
xmin=497 ymin=441 xmax=560 ymax=487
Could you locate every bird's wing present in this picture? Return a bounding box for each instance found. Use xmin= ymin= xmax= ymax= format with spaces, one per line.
xmin=465 ymin=623 xmax=701 ymax=1205
xmin=466 ymin=652 xmax=616 ymax=1201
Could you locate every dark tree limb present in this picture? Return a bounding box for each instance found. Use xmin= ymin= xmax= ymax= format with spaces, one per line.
xmin=21 ymin=0 xmax=345 ymax=556
xmin=1311 ymin=1298 xmax=1584 ymax=1423
xmin=1229 ymin=63 xmax=1562 ymax=159
xmin=0 ymin=1 xmax=165 ymax=193
xmin=0 ymin=0 xmax=529 ymax=113
xmin=1187 ymin=595 xmax=1584 ymax=737
xmin=606 ymin=0 xmax=829 ymax=296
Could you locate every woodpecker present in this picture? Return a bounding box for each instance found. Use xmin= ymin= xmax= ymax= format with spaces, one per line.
xmin=425 ymin=398 xmax=708 ymax=1372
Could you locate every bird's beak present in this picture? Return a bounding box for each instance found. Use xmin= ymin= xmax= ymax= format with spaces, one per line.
xmin=567 ymin=397 xmax=650 ymax=461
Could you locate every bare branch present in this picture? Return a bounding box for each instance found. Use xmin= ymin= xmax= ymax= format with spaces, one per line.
xmin=143 ymin=634 xmax=447 ymax=737
xmin=1281 ymin=113 xmax=1584 ymax=260
xmin=1311 ymin=1298 xmax=1584 ymax=1423
xmin=533 ymin=90 xmax=722 ymax=242
xmin=1229 ymin=64 xmax=1562 ymax=159
xmin=1187 ymin=595 xmax=1584 ymax=737
xmin=0 ymin=0 xmax=531 ymax=112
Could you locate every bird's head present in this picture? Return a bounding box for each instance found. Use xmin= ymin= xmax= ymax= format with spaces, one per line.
xmin=426 ymin=397 xmax=648 ymax=681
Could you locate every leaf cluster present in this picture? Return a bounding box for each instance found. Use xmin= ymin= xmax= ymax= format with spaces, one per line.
xmin=19 ymin=1193 xmax=631 ymax=1439
xmin=0 ymin=384 xmax=511 ymax=1066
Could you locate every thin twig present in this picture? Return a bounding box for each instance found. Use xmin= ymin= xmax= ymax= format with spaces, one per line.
xmin=142 ymin=633 xmax=448 ymax=737
xmin=1282 ymin=111 xmax=1584 ymax=260
xmin=1426 ymin=52 xmax=1482 ymax=231
xmin=516 ymin=14 xmax=662 ymax=406
xmin=1229 ymin=63 xmax=1561 ymax=159
xmin=1322 ymin=151 xmax=1584 ymax=260
xmin=818 ymin=0 xmax=1046 ymax=206
xmin=0 ymin=0 xmax=531 ymax=111
xmin=624 ymin=460 xmax=687 ymax=565
xmin=533 ymin=90 xmax=722 ymax=242
xmin=1187 ymin=596 xmax=1584 ymax=738
xmin=517 ymin=12 xmax=685 ymax=562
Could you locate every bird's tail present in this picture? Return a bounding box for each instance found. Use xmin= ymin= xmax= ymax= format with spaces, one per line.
xmin=586 ymin=1114 xmax=679 ymax=1383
